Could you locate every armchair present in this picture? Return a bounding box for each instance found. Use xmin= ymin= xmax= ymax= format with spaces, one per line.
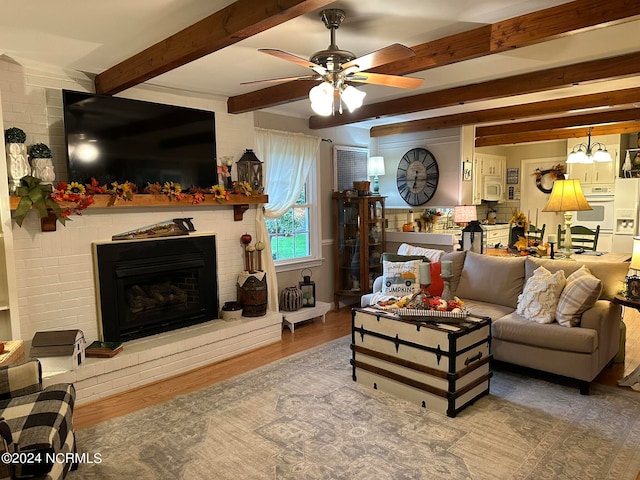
xmin=0 ymin=360 xmax=76 ymax=480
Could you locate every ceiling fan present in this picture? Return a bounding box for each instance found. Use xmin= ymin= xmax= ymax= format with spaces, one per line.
xmin=243 ymin=9 xmax=424 ymax=116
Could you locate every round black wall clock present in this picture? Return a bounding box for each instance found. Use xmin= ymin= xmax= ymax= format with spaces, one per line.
xmin=396 ymin=148 xmax=439 ymax=206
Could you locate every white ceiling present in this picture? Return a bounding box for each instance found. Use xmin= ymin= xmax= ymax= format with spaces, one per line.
xmin=1 ymin=0 xmax=638 ymax=130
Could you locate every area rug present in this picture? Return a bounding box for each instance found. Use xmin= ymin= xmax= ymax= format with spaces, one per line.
xmin=68 ymin=336 xmax=640 ymax=479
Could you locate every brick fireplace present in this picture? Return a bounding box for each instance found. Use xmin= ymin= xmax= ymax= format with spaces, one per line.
xmin=94 ymin=234 xmax=219 ymax=342
xmin=11 ymin=206 xmax=282 ymax=405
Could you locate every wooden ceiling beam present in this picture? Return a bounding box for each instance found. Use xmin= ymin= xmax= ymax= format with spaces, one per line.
xmin=476 ymin=108 xmax=640 ymax=138
xmin=475 ymin=121 xmax=640 ymax=147
xmin=309 ymin=51 xmax=640 ymax=129
xmin=95 ymin=0 xmax=334 ymax=95
xmin=228 ymin=0 xmax=640 ymax=114
xmin=369 ymin=87 xmax=640 ymax=137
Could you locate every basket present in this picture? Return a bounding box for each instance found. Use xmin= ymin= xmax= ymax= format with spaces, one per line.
xmin=353 ymin=181 xmax=370 ymax=193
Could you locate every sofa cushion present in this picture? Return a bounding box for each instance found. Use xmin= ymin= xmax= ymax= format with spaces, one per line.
xmin=556 ymin=265 xmax=602 ymax=327
xmin=525 ymin=257 xmax=627 ymax=300
xmin=456 ymin=252 xmax=526 ymax=308
xmin=462 ymin=299 xmax=515 ymax=321
xmin=516 ymin=266 xmax=566 ymax=324
xmin=381 ymin=259 xmax=422 ymax=296
xmin=492 ymin=311 xmax=598 ymax=354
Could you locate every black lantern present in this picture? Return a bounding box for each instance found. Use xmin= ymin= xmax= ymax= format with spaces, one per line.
xmin=237 ymin=149 xmax=263 ymax=192
xmin=461 ymin=220 xmax=485 ymax=253
xmin=298 ymin=268 xmax=316 ymax=307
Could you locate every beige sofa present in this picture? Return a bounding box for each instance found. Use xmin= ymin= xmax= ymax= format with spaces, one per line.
xmin=361 ymin=249 xmax=628 ymax=394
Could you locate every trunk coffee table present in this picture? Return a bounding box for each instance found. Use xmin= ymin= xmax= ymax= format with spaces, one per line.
xmin=351 ymin=307 xmax=492 ymax=418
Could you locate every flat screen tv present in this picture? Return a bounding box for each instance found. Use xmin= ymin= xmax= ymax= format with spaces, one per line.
xmin=62 ymin=90 xmax=217 ymax=189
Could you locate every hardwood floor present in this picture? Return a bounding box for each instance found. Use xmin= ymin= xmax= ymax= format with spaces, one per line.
xmin=74 ymin=304 xmax=640 ymax=430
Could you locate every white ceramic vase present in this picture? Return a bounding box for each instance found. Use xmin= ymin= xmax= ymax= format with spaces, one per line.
xmin=6 ymin=143 xmax=30 ymax=192
xmin=31 ymin=157 xmax=55 ymax=185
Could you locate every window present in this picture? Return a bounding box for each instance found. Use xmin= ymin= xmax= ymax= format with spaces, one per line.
xmin=265 ymin=167 xmax=321 ymax=271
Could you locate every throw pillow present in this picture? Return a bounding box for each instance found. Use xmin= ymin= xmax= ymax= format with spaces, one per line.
xmin=427 ymin=262 xmax=444 ymax=296
xmin=516 ymin=266 xmax=566 ymax=324
xmin=556 ymin=265 xmax=602 ymax=327
xmin=381 ymin=259 xmax=422 ymax=296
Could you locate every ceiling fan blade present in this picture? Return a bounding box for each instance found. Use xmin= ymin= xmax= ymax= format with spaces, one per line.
xmin=241 ymin=75 xmax=317 ymax=86
xmin=258 ymin=49 xmax=326 ymax=75
xmin=347 ymin=72 xmax=423 ymax=89
xmin=342 ymin=44 xmax=415 ymax=72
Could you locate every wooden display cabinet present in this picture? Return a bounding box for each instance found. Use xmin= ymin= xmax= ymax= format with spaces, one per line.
xmin=332 ymin=193 xmax=386 ymax=310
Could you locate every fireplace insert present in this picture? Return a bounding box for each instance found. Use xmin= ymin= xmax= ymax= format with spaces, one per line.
xmin=94 ymin=235 xmax=218 ymax=342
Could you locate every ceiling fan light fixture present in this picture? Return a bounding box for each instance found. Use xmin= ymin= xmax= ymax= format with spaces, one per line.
xmin=341 ymin=85 xmax=366 ymax=113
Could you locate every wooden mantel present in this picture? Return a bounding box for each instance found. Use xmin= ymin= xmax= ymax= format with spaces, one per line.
xmin=9 ymin=193 xmax=268 ymax=222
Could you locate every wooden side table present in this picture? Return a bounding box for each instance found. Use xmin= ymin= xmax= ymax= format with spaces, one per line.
xmin=0 ymin=340 xmax=25 ymax=366
xmin=612 ymin=294 xmax=640 ymax=311
xmin=282 ymin=301 xmax=331 ymax=333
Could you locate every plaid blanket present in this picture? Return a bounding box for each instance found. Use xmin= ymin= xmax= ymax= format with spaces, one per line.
xmin=0 ymin=361 xmax=76 ymax=480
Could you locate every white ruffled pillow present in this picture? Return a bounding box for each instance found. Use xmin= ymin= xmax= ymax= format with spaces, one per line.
xmin=516 ymin=266 xmax=566 ymax=324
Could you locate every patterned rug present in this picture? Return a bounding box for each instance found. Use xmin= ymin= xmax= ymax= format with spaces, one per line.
xmin=68 ymin=336 xmax=640 ymax=479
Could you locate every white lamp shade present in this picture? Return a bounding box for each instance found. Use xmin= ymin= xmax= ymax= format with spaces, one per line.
xmin=631 ymin=236 xmax=640 ymax=271
xmin=309 ymin=82 xmax=333 ymax=116
xmin=566 ymin=150 xmax=583 ymax=164
xmin=367 ymin=156 xmax=385 ymax=177
xmin=341 ymin=85 xmax=366 ymax=112
xmin=592 ymin=148 xmax=612 ymax=163
xmin=453 ymin=205 xmax=477 ymax=223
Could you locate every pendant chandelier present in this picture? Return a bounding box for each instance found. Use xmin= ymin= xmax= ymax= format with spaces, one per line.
xmin=566 ymin=127 xmax=612 ymax=164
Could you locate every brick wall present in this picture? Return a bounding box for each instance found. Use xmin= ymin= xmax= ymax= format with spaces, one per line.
xmin=0 ymin=58 xmax=259 ymax=344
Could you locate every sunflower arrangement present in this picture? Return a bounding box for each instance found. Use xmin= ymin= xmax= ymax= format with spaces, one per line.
xmin=234 ymin=180 xmax=256 ymax=196
xmin=211 ymin=184 xmax=230 ymax=203
xmin=51 ymin=181 xmax=95 ymax=218
xmin=106 ymin=181 xmax=135 ymax=205
xmin=509 ymin=208 xmax=528 ymax=230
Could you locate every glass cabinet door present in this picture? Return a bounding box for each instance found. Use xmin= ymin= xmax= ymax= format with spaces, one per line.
xmin=335 ymin=197 xmax=362 ymax=293
xmin=366 ymin=197 xmax=385 ymax=290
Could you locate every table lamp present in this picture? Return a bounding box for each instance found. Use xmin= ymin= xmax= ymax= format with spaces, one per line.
xmin=542 ymin=179 xmax=591 ymax=259
xmin=367 ymin=156 xmax=385 ymax=195
xmin=453 ymin=205 xmax=477 ymax=227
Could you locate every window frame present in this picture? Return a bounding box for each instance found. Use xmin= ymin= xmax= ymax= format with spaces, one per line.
xmin=270 ymin=158 xmax=322 ymax=273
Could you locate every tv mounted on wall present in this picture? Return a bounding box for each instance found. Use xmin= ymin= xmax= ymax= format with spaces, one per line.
xmin=62 ymin=90 xmax=217 ymax=188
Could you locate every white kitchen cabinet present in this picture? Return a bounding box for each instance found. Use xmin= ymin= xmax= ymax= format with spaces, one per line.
xmin=483 ymin=224 xmax=510 ymax=249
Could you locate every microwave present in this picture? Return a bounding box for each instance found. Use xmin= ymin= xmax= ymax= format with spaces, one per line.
xmin=483 ymin=176 xmax=503 ymax=202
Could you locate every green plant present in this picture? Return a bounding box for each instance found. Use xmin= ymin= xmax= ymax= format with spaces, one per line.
xmin=28 ymin=143 xmax=52 ymax=159
xmin=5 ymin=127 xmax=26 ymax=144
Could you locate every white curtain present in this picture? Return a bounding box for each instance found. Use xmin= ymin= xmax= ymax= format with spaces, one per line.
xmin=254 ymin=127 xmax=321 ymax=312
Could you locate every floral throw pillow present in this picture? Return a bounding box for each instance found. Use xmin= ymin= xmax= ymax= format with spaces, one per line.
xmin=556 ymin=265 xmax=602 ymax=327
xmin=516 ymin=266 xmax=566 ymax=324
xmin=381 ymin=260 xmax=422 ymax=296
